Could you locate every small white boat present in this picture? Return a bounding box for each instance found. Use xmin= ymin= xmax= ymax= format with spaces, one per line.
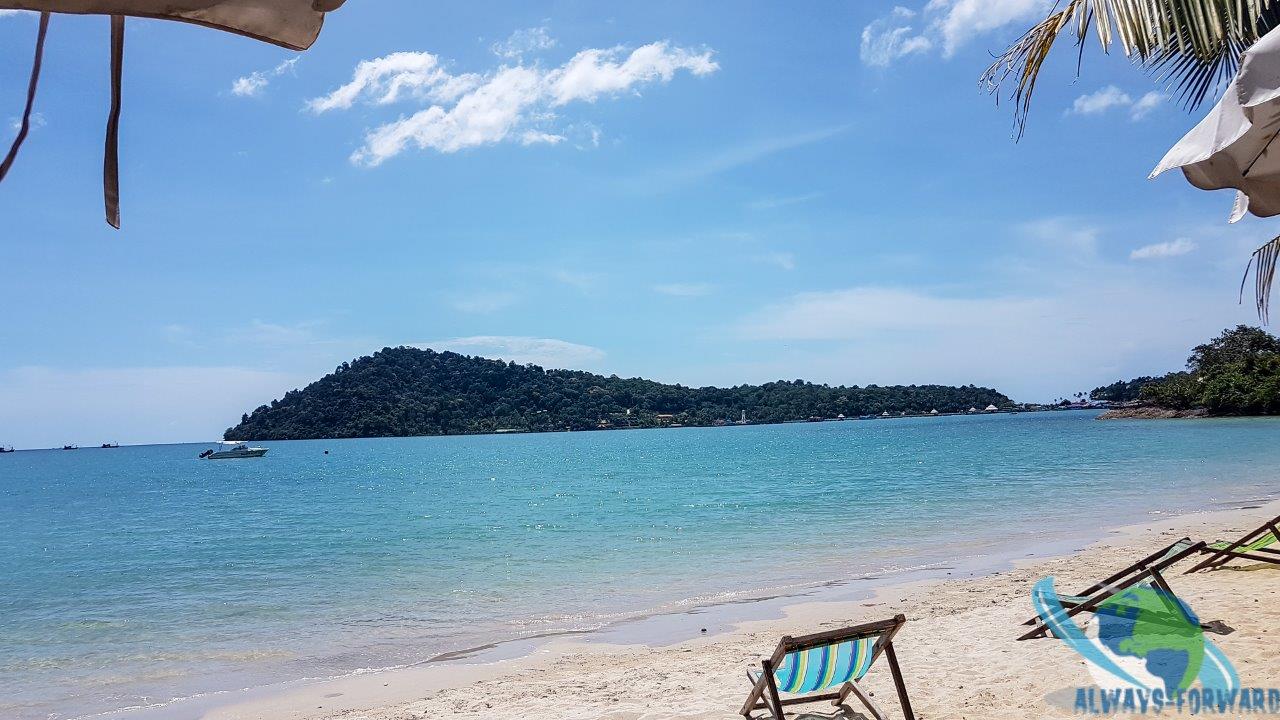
xmin=199 ymin=441 xmax=268 ymax=460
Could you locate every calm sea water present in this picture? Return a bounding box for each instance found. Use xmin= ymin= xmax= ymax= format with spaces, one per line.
xmin=2 ymin=411 xmax=1278 ymax=719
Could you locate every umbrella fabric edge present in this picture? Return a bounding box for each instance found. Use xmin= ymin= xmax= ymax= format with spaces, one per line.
xmin=0 ymin=2 xmax=343 ymax=50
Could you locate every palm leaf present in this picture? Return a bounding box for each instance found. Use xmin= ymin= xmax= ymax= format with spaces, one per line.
xmin=1241 ymin=236 xmax=1280 ymax=323
xmin=983 ymin=0 xmax=1275 ymax=137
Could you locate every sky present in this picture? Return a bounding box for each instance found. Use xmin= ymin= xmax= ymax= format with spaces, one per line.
xmin=0 ymin=1 xmax=1271 ymax=447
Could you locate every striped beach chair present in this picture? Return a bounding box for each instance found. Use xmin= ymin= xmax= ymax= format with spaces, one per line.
xmin=740 ymin=614 xmax=914 ymax=720
xmin=1018 ymin=538 xmax=1211 ymax=641
xmin=1185 ymin=515 xmax=1280 ymax=573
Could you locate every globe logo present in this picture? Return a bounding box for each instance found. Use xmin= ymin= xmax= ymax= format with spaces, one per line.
xmin=1031 ymin=577 xmax=1239 ymax=698
xmin=1094 ymin=587 xmax=1205 ymax=692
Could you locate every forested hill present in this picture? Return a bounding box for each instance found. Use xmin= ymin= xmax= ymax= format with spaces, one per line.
xmin=224 ymin=347 xmax=1014 ymax=440
xmin=1097 ymin=326 xmax=1280 ymax=416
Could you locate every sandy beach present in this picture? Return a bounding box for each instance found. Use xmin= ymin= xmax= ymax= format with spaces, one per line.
xmin=194 ymin=500 xmax=1280 ymax=720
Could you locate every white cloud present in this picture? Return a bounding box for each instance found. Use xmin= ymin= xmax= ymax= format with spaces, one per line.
xmin=1129 ymin=91 xmax=1166 ymax=120
xmin=738 ymin=287 xmax=1046 ymax=341
xmin=653 ymin=283 xmax=714 ymax=297
xmin=928 ymin=0 xmax=1049 ymax=57
xmin=860 ymin=0 xmax=1049 ymax=65
xmin=232 ymin=74 xmax=269 ymax=97
xmin=1069 ymin=85 xmax=1131 ymax=115
xmin=0 ymin=9 xmax=31 ymax=17
xmin=569 ymin=122 xmax=604 ymax=149
xmin=1068 ymin=86 xmax=1166 ymax=120
xmin=8 ymin=111 xmax=45 ymax=132
xmin=0 ymin=366 xmax=304 ymax=448
xmin=231 ymin=57 xmax=299 ymax=98
xmin=732 ymin=280 xmax=1250 ymax=402
xmin=860 ymin=7 xmax=933 ymax=67
xmin=723 ymin=216 xmax=1258 ymax=401
xmin=1130 ymin=238 xmax=1197 ymax=260
xmin=520 ymin=129 xmax=566 ymax=146
xmin=305 ymin=52 xmax=465 ymax=111
xmin=492 ymin=26 xmax=557 ymax=59
xmin=418 ymin=336 xmax=606 ymax=369
xmin=549 ymin=42 xmax=718 ymax=106
xmin=310 ymin=41 xmax=718 ymax=166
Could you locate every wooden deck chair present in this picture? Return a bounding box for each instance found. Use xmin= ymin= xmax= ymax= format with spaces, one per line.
xmin=740 ymin=614 xmax=915 ymax=720
xmin=1185 ymin=514 xmax=1280 ymax=573
xmin=1019 ymin=538 xmax=1213 ymax=641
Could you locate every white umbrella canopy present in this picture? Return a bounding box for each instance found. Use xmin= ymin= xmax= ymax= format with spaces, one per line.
xmin=0 ymin=1 xmax=346 ymax=227
xmin=1151 ymin=27 xmax=1280 ymax=223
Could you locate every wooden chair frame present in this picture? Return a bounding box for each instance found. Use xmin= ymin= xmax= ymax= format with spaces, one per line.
xmin=1018 ymin=538 xmax=1209 ymax=641
xmin=740 ymin=614 xmax=915 ymax=720
xmin=1184 ymin=515 xmax=1280 ymax=574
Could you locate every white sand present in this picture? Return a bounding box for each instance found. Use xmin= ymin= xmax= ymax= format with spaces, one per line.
xmin=203 ymin=501 xmax=1280 ymax=720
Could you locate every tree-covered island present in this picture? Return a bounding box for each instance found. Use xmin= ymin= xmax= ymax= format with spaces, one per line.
xmin=225 ymin=346 xmax=1013 ymax=440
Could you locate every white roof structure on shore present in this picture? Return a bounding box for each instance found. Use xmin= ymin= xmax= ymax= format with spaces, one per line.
xmin=1151 ymin=27 xmax=1280 ymax=221
xmin=985 ymin=404 xmax=998 ymax=412
xmin=930 ymin=409 xmax=938 ymax=414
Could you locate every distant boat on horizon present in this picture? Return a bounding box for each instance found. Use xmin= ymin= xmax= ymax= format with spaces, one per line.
xmin=100 ymin=443 xmax=120 ymax=449
xmin=62 ymin=444 xmax=78 ymax=451
xmin=0 ymin=446 xmax=14 ymax=453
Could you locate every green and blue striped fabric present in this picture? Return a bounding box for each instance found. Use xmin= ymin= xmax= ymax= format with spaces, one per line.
xmin=772 ymin=636 xmax=878 ymax=693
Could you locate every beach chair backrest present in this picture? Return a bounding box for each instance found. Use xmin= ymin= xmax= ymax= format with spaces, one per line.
xmin=1240 ymin=530 xmax=1277 ymax=552
xmin=773 ymin=635 xmax=878 ymax=693
xmin=743 ymin=614 xmax=915 ymax=720
xmin=1187 ymin=516 xmax=1280 ymax=573
xmin=1159 ymin=538 xmax=1196 ymax=561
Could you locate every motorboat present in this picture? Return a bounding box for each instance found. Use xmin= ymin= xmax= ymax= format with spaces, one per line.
xmin=199 ymin=441 xmax=268 ymax=459
xmin=62 ymin=444 xmax=78 ymax=450
xmin=101 ymin=443 xmax=120 ymax=449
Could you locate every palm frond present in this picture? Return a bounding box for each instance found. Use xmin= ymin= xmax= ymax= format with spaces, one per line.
xmin=983 ymin=0 xmax=1275 ymax=137
xmin=1241 ymin=235 xmax=1280 ymax=323
xmin=981 ymin=7 xmax=1078 ymax=138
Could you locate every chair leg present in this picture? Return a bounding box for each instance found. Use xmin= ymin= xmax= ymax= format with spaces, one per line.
xmin=842 ymin=679 xmax=888 ymax=720
xmin=761 ymin=658 xmax=786 ymax=720
xmin=884 ymin=642 xmax=916 ymax=720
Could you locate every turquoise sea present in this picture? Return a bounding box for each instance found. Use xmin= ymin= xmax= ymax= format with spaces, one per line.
xmin=3 ymin=411 xmax=1278 ymax=720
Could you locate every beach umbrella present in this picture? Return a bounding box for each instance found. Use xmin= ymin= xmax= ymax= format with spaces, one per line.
xmin=1151 ymin=27 xmax=1280 ymax=224
xmin=0 ymin=1 xmax=346 ymax=227
xmin=1150 ymin=26 xmax=1280 ymax=322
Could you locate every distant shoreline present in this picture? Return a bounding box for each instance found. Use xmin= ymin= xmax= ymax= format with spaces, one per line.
xmin=1090 ymin=407 xmax=1280 ymax=417
xmin=1096 ymin=407 xmax=1214 ymax=419
xmin=226 ymin=406 xmax=1100 ymax=442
